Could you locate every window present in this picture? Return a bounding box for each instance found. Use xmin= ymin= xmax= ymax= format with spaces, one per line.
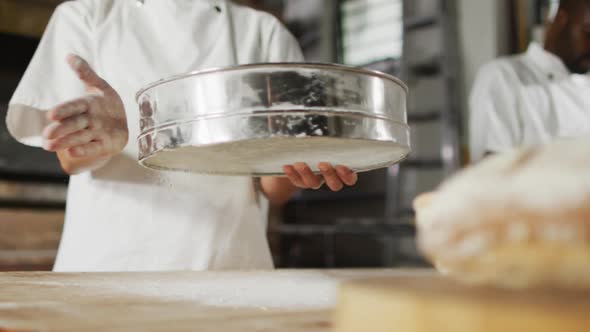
xmin=340 ymin=0 xmax=403 ymax=66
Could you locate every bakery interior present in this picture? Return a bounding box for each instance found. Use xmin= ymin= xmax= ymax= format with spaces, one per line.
xmin=0 ymin=0 xmax=589 ymax=331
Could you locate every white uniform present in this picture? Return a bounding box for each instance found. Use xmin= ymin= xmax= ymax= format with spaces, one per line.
xmin=6 ymin=0 xmax=303 ymax=272
xmin=469 ymin=42 xmax=590 ymax=161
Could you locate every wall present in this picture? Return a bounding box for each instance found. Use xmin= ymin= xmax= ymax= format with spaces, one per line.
xmin=458 ymin=0 xmax=510 ymax=99
xmin=457 ymin=0 xmax=510 ymax=147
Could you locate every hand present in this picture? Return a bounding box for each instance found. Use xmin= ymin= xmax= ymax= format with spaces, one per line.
xmin=282 ymin=162 xmax=358 ymax=192
xmin=413 ymin=192 xmax=436 ymax=212
xmin=42 ymin=54 xmax=128 ymax=159
xmin=412 ymin=191 xmax=436 ymax=226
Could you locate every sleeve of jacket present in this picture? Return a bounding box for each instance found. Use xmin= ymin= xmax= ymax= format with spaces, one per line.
xmin=6 ymin=1 xmax=94 ymax=147
xmin=469 ymin=61 xmax=522 ymax=161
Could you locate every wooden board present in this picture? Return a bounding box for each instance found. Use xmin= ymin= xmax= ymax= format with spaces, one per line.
xmin=0 ymin=269 xmax=429 ymax=331
xmin=335 ymin=276 xmax=590 ymax=332
xmin=0 ymin=209 xmax=64 ymax=271
xmin=0 ymin=0 xmax=64 ymax=38
xmin=0 ymin=210 xmax=64 ymax=250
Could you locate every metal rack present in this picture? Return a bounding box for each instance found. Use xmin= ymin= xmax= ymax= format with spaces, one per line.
xmin=272 ymin=0 xmax=463 ymax=269
xmin=385 ymin=0 xmax=463 ymax=222
xmin=274 ymin=0 xmax=430 ymax=269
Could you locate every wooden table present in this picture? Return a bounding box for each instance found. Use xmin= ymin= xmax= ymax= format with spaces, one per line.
xmin=0 ymin=0 xmax=65 ymax=38
xmin=0 ymin=269 xmax=432 ymax=331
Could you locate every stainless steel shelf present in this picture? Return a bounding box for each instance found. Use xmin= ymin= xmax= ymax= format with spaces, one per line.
xmin=408 ymin=110 xmax=441 ymax=123
xmin=409 ymin=59 xmax=442 ymax=76
xmin=289 ymin=191 xmax=384 ymax=203
xmin=404 ymin=15 xmax=438 ymax=30
xmin=276 ymin=222 xmax=415 ymax=237
xmin=402 ymin=158 xmax=444 ymax=169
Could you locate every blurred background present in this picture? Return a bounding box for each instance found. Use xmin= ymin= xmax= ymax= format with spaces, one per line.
xmin=0 ymin=0 xmax=555 ymax=270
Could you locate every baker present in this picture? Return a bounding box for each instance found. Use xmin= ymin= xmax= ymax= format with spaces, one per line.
xmin=5 ymin=0 xmax=358 ymax=272
xmin=469 ymin=0 xmax=590 ymax=161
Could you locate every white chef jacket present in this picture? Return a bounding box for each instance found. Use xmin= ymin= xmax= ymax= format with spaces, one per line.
xmin=5 ymin=0 xmax=303 ymax=272
xmin=469 ymin=42 xmax=590 ymax=161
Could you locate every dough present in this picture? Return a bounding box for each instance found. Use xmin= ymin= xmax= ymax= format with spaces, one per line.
xmin=414 ymin=138 xmax=590 ymax=288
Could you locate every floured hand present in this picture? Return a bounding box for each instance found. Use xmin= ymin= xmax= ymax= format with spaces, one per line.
xmin=42 ymin=54 xmax=128 ymax=161
xmin=283 ymin=162 xmax=358 ymax=192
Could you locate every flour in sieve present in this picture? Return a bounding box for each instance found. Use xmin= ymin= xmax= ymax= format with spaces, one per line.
xmin=143 ymin=137 xmax=409 ymax=175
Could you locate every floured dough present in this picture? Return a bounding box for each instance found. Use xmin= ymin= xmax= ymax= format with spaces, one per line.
xmin=414 ymin=137 xmax=590 ymax=288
